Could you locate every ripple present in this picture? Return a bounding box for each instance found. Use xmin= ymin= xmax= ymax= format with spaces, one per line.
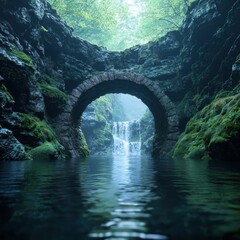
xmin=89 ymin=231 xmax=168 ymax=239
xmin=111 ymin=211 xmax=150 ymax=218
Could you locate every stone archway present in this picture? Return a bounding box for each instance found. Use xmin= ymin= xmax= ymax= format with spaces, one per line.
xmin=58 ymin=71 xmax=179 ymax=158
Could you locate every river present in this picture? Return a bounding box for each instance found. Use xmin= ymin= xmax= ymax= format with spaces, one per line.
xmin=0 ymin=155 xmax=240 ymax=240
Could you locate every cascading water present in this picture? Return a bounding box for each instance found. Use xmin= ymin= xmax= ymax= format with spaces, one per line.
xmin=112 ymin=120 xmax=141 ymax=156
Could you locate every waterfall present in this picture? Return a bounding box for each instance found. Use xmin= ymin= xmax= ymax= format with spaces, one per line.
xmin=112 ymin=120 xmax=141 ymax=156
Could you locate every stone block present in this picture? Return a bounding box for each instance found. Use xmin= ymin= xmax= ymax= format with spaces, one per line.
xmin=167 ymin=132 xmax=179 ymax=141
xmin=71 ymin=88 xmax=81 ymax=98
xmin=167 ymin=109 xmax=177 ymax=118
xmin=159 ymin=95 xmax=171 ymax=106
xmin=69 ymin=95 xmax=78 ymax=105
xmin=107 ymin=71 xmax=115 ymax=81
xmin=77 ymin=84 xmax=86 ymax=92
xmin=114 ymin=71 xmax=125 ymax=80
xmin=91 ymin=76 xmax=102 ymax=85
xmin=155 ymin=91 xmax=165 ymax=99
xmin=134 ymin=75 xmax=145 ymax=84
xmin=168 ymin=115 xmax=179 ymax=128
xmin=63 ymin=105 xmax=73 ymax=113
xmin=100 ymin=72 xmax=109 ymax=81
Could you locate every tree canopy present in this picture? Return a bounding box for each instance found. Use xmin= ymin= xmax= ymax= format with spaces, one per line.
xmin=47 ymin=0 xmax=195 ymax=51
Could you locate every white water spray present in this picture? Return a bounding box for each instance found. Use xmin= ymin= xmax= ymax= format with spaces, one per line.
xmin=112 ymin=120 xmax=141 ymax=156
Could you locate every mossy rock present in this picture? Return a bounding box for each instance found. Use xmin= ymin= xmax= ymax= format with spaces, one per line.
xmin=173 ymin=92 xmax=240 ymax=161
xmin=44 ymin=75 xmax=60 ymax=88
xmin=0 ymin=84 xmax=14 ymax=110
xmin=78 ymin=129 xmax=89 ymax=157
xmin=39 ymin=83 xmax=67 ymax=104
xmin=140 ymin=109 xmax=154 ymax=153
xmin=10 ymin=49 xmax=34 ymax=68
xmin=1 ymin=84 xmax=14 ymax=101
xmin=30 ymin=141 xmax=62 ymax=161
xmin=19 ymin=113 xmax=58 ymax=146
xmin=39 ymin=83 xmax=67 ymax=116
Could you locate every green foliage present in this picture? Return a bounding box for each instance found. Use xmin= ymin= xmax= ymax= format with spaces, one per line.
xmin=39 ymin=83 xmax=67 ymax=104
xmin=10 ymin=49 xmax=34 ymax=68
xmin=92 ymin=95 xmax=113 ymax=122
xmin=82 ymin=94 xmax=113 ymax=154
xmin=47 ymin=0 xmax=195 ymax=51
xmin=138 ymin=0 xmax=195 ymax=42
xmin=173 ymin=92 xmax=240 ymax=160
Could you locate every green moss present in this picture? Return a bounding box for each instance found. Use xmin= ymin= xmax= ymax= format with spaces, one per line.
xmin=39 ymin=83 xmax=67 ymax=104
xmin=173 ymin=93 xmax=240 ymax=160
xmin=30 ymin=141 xmax=60 ymax=161
xmin=78 ymin=129 xmax=89 ymax=157
xmin=44 ymin=75 xmax=58 ymax=87
xmin=11 ymin=49 xmax=34 ymax=68
xmin=20 ymin=113 xmax=57 ymax=143
xmin=19 ymin=113 xmax=65 ymax=159
xmin=1 ymin=84 xmax=14 ymax=101
xmin=40 ymin=25 xmax=48 ymax=32
xmin=81 ymin=144 xmax=89 ymax=157
xmin=93 ymin=95 xmax=113 ymax=120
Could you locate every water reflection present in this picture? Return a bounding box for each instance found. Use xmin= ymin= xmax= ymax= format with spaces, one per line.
xmin=0 ymin=156 xmax=240 ymax=239
xmin=172 ymin=158 xmax=240 ymax=237
xmin=80 ymin=154 xmax=166 ymax=239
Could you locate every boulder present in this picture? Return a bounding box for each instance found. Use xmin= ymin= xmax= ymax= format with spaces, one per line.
xmin=0 ymin=127 xmax=28 ymax=161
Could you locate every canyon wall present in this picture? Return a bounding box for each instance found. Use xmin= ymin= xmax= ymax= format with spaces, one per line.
xmin=0 ymin=0 xmax=239 ymax=160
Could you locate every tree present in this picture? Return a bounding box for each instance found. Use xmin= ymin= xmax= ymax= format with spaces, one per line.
xmin=47 ymin=0 xmax=195 ymax=51
xmin=137 ymin=0 xmax=195 ymax=42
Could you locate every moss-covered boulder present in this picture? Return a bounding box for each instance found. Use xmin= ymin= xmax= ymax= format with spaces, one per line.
xmin=30 ymin=141 xmax=63 ymax=161
xmin=173 ymin=91 xmax=240 ymax=161
xmin=17 ymin=113 xmax=64 ymax=159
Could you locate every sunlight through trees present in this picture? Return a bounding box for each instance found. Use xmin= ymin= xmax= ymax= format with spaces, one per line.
xmin=48 ymin=0 xmax=195 ymax=51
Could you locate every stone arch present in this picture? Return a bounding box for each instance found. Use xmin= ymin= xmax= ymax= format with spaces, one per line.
xmin=58 ymin=71 xmax=179 ymax=158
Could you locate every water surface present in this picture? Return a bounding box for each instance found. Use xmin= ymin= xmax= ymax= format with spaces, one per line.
xmin=0 ymin=155 xmax=240 ymax=239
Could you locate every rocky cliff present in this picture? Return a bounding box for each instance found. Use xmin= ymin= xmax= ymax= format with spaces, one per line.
xmin=81 ymin=95 xmax=113 ymax=155
xmin=0 ymin=0 xmax=240 ymax=160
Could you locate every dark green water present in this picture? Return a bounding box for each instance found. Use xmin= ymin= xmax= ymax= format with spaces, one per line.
xmin=0 ymin=155 xmax=240 ymax=240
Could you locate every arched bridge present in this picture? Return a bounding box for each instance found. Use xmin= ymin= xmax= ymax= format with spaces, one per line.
xmin=58 ymin=71 xmax=179 ymax=158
